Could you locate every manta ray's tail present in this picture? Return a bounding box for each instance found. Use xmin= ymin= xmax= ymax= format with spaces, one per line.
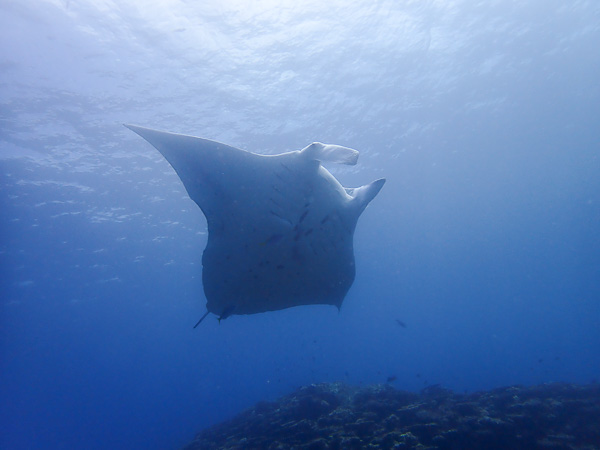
xmin=193 ymin=310 xmax=210 ymax=328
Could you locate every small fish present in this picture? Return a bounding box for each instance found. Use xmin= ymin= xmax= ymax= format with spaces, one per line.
xmin=298 ymin=210 xmax=308 ymax=223
xmin=396 ymin=319 xmax=407 ymax=328
xmin=260 ymin=233 xmax=284 ymax=246
xmin=386 ymin=375 xmax=397 ymax=383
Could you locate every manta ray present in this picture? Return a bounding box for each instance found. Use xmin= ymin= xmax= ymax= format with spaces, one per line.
xmin=125 ymin=125 xmax=385 ymax=325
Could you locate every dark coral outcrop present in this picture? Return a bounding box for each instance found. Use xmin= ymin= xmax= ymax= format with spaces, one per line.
xmin=183 ymin=382 xmax=600 ymax=449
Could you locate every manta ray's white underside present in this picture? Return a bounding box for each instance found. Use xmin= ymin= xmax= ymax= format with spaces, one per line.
xmin=125 ymin=125 xmax=385 ymax=322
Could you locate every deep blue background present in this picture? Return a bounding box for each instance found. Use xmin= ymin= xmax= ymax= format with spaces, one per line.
xmin=1 ymin=1 xmax=599 ymax=449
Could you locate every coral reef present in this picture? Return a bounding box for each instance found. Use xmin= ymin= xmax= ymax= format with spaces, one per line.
xmin=183 ymin=382 xmax=600 ymax=449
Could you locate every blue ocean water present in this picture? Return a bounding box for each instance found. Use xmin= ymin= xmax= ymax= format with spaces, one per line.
xmin=1 ymin=1 xmax=599 ymax=449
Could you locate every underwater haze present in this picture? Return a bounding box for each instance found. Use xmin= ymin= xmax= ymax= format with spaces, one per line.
xmin=1 ymin=0 xmax=599 ymax=448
